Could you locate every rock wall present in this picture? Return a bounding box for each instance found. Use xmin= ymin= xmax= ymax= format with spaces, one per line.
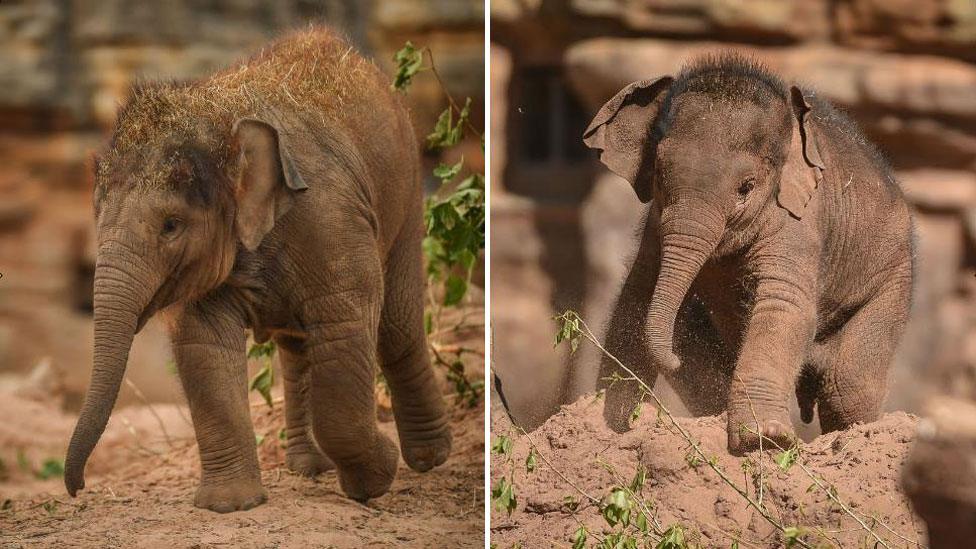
xmin=0 ymin=0 xmax=484 ymax=407
xmin=490 ymin=0 xmax=976 ymax=429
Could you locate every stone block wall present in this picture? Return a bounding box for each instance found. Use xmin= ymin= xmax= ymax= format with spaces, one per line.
xmin=0 ymin=0 xmax=484 ymax=407
xmin=491 ymin=0 xmax=976 ymax=429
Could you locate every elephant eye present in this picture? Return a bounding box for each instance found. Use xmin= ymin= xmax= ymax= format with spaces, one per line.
xmin=161 ymin=216 xmax=184 ymax=236
xmin=737 ymin=178 xmax=756 ymax=197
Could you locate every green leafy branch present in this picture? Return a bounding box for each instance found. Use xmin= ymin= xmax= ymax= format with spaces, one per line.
xmin=392 ymin=42 xmax=483 ymax=144
xmin=491 ymin=432 xmax=520 ymax=516
xmin=393 ymin=41 xmax=485 ymax=409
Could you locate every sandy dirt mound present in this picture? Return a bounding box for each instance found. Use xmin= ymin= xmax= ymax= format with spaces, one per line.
xmin=491 ymin=396 xmax=926 ymax=548
xmin=0 ymin=308 xmax=484 ymax=548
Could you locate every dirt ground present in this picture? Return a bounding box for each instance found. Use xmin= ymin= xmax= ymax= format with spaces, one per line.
xmin=0 ymin=306 xmax=485 ymax=548
xmin=491 ymin=396 xmax=927 ymax=548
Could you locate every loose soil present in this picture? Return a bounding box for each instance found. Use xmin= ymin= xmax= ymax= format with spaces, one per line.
xmin=0 ymin=306 xmax=485 ymax=548
xmin=491 ymin=396 xmax=926 ymax=548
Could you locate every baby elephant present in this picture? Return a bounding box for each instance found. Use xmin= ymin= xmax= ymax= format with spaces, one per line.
xmin=584 ymin=54 xmax=913 ymax=454
xmin=64 ymin=27 xmax=451 ymax=512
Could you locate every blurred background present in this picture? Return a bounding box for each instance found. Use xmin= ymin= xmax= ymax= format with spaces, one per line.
xmin=490 ymin=0 xmax=976 ymax=430
xmin=0 ymin=0 xmax=484 ymax=409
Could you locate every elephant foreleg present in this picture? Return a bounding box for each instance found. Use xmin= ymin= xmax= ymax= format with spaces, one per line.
xmin=172 ymin=299 xmax=266 ymax=513
xmin=727 ymin=255 xmax=817 ymax=455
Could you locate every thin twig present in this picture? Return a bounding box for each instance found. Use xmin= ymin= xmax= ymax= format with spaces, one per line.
xmin=124 ymin=377 xmax=174 ymax=449
xmin=736 ymin=374 xmax=766 ymax=509
xmin=422 ymin=48 xmax=483 ymax=140
xmin=430 ymin=343 xmax=485 ymax=357
xmin=515 ymin=426 xmax=600 ymax=504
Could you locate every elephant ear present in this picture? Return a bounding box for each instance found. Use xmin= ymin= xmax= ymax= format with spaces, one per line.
xmin=231 ymin=117 xmax=309 ymax=251
xmin=582 ymin=76 xmax=673 ymax=203
xmin=778 ymin=86 xmax=826 ymax=219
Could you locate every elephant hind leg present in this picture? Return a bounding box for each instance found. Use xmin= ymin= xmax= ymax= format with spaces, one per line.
xmin=274 ymin=334 xmax=334 ymax=477
xmin=816 ymin=279 xmax=910 ymax=433
xmin=378 ymin=223 xmax=451 ymax=473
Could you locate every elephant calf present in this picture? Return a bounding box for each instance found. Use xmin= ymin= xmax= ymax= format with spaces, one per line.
xmin=65 ymin=27 xmax=451 ymax=512
xmin=584 ymin=54 xmax=913 ymax=454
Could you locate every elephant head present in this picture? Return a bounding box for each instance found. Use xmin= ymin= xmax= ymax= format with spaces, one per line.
xmin=65 ymin=102 xmax=307 ymax=496
xmin=582 ymin=57 xmax=825 ymax=373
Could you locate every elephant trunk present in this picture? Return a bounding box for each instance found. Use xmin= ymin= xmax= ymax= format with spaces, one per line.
xmin=646 ymin=201 xmax=723 ymax=372
xmin=65 ymin=250 xmax=155 ymax=496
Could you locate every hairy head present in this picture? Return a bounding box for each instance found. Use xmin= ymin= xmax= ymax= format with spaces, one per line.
xmin=90 ymin=26 xmax=367 ymax=311
xmin=583 ymin=51 xmax=826 ymax=252
xmin=653 ymin=53 xmax=791 ymax=149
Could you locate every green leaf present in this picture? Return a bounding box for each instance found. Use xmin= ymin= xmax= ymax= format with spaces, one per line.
xmin=443 ymin=274 xmax=467 ymax=306
xmin=601 ymin=488 xmax=632 ymax=528
xmin=255 ymin=433 xmax=266 ymax=446
xmin=656 ymin=524 xmax=688 ymax=549
xmin=35 ymin=458 xmax=64 ymax=480
xmin=278 ymin=428 xmax=287 ymax=441
xmin=425 ymin=98 xmax=472 ymax=150
xmin=636 ymin=511 xmax=650 ymax=534
xmin=391 ymin=41 xmax=424 ymax=91
xmin=572 ymin=526 xmax=587 ymax=549
xmin=783 ymin=526 xmax=804 ymax=547
xmin=525 ymin=449 xmax=537 ymax=473
xmin=445 ymin=359 xmax=483 ymax=408
xmin=491 ymin=477 xmax=517 ymax=515
xmin=630 ymin=401 xmax=642 ymax=423
xmin=247 ymin=341 xmax=276 ymax=360
xmin=249 ymin=363 xmax=274 ymax=408
xmin=426 ymin=107 xmax=453 ymax=150
xmin=553 ymin=310 xmax=583 ymax=355
xmin=562 ymin=495 xmax=579 ymax=511
xmin=433 ymin=158 xmax=463 ymax=183
xmin=629 ymin=467 xmax=646 ymax=493
xmin=491 ymin=435 xmax=513 ymax=456
xmin=775 ymin=445 xmax=800 ymax=471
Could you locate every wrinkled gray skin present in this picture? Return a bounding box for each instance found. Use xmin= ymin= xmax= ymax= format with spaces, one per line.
xmin=64 ymin=35 xmax=451 ymax=513
xmin=584 ymin=58 xmax=913 ymax=454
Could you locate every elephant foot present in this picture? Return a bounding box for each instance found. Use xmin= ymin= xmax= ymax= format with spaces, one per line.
xmin=400 ymin=426 xmax=452 ymax=472
xmin=286 ymin=449 xmax=335 ymax=477
xmin=194 ymin=478 xmax=267 ymax=513
xmin=336 ymin=434 xmax=398 ymax=502
xmin=728 ymin=415 xmax=796 ymax=456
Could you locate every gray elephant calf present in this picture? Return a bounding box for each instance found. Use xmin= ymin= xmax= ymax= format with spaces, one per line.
xmin=65 ymin=27 xmax=451 ymax=512
xmin=584 ymin=54 xmax=913 ymax=454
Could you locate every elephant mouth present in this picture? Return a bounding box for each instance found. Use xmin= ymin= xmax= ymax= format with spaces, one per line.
xmin=135 ymin=274 xmax=182 ymax=333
